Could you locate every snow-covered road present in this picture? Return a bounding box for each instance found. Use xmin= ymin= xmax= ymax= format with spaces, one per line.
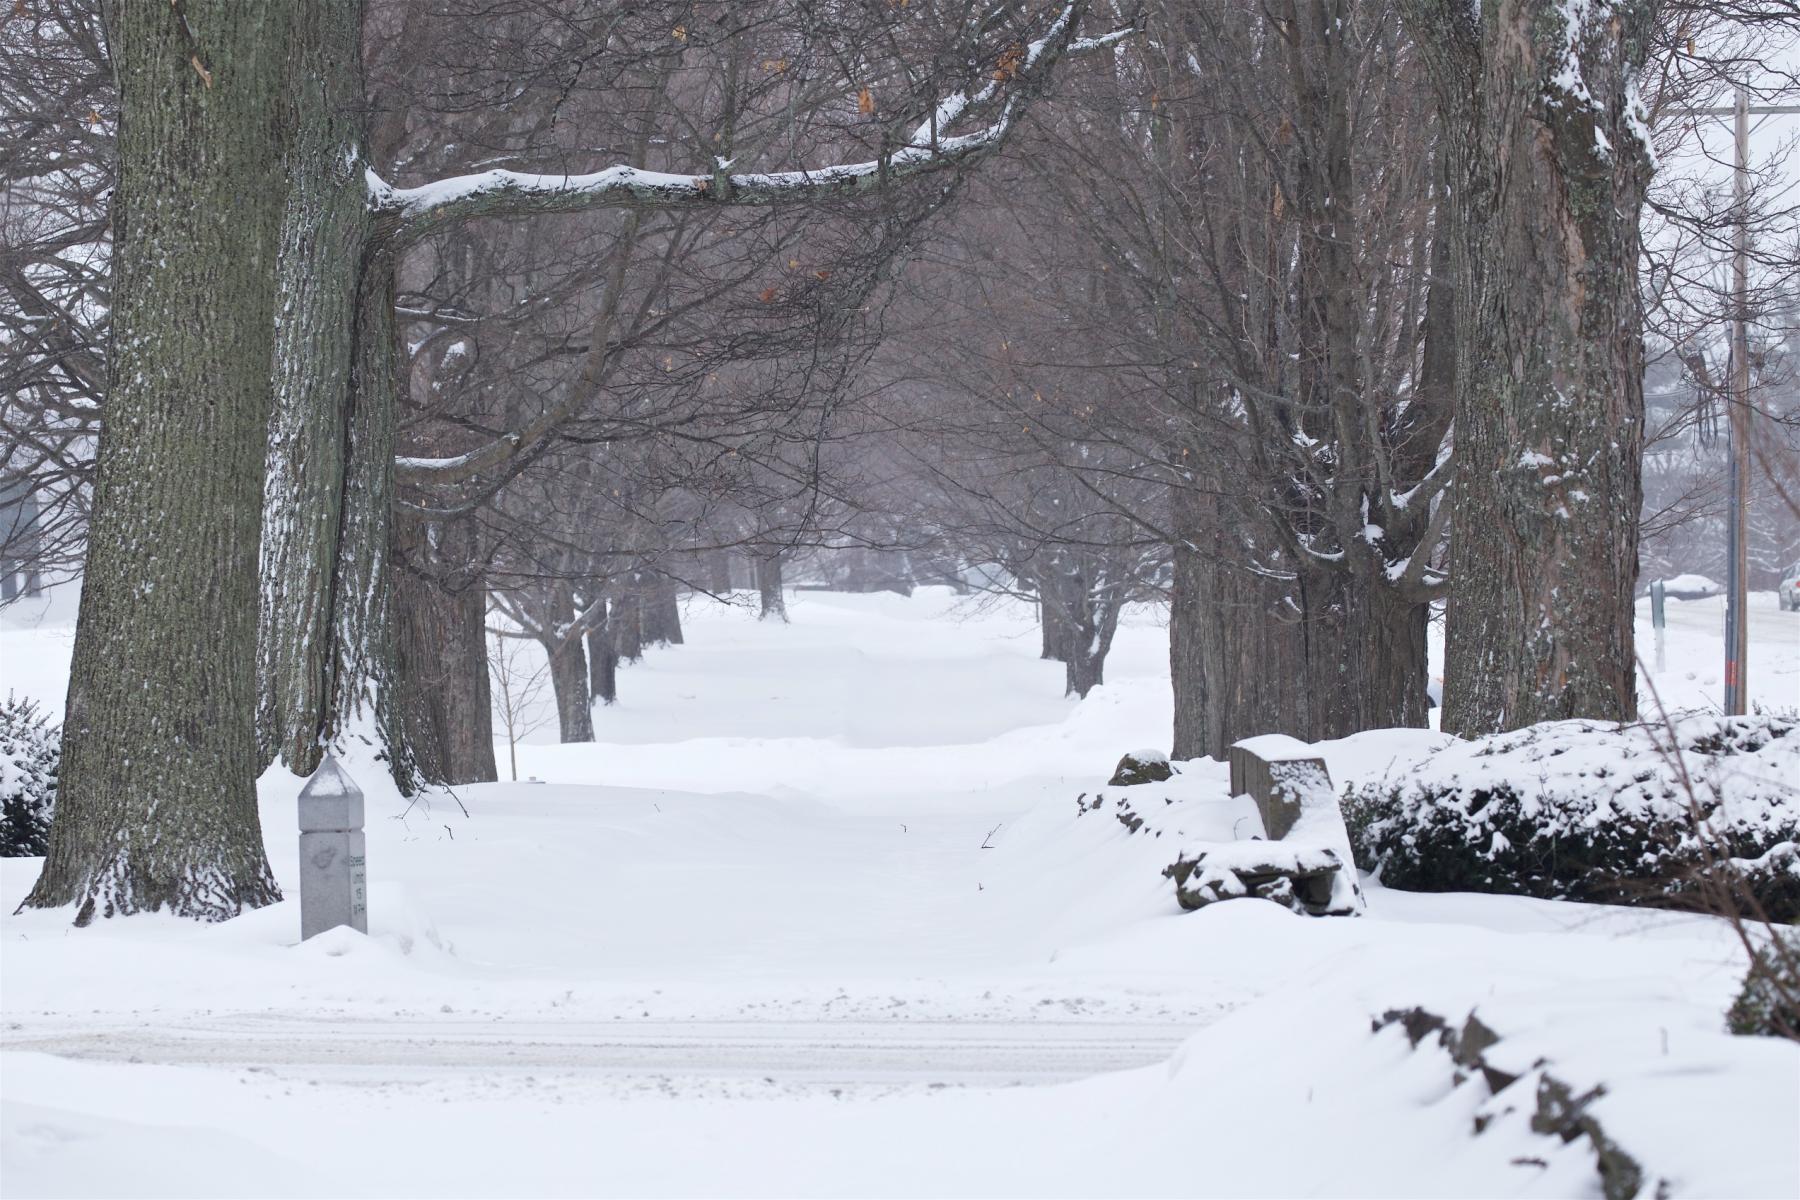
xmin=3 ymin=1016 xmax=1194 ymax=1085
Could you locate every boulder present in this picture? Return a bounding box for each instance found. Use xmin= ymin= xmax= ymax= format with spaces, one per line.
xmin=1109 ymin=748 xmax=1173 ymax=787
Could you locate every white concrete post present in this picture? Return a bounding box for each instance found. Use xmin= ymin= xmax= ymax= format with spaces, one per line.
xmin=298 ymin=754 xmax=367 ymax=940
xmin=1650 ymin=578 xmax=1666 ymax=675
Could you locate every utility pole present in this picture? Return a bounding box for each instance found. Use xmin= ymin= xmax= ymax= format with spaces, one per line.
xmin=1672 ymin=92 xmax=1800 ymax=716
xmin=1725 ymin=89 xmax=1750 ymax=716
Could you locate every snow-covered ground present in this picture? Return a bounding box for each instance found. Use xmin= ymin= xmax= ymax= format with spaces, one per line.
xmin=1 ymin=588 xmax=1796 ymax=1198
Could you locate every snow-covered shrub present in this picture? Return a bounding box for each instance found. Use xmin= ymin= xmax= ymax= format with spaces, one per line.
xmin=1345 ymin=716 xmax=1800 ymax=918
xmin=0 ymin=695 xmax=60 ymax=857
xmin=1728 ymin=928 xmax=1800 ymax=1039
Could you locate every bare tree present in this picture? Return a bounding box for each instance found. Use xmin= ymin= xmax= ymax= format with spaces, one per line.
xmin=0 ymin=5 xmax=109 ymax=591
xmin=487 ymin=629 xmax=553 ymax=782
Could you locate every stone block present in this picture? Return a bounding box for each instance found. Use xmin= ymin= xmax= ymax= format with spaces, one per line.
xmin=1229 ymin=736 xmax=1329 ymax=841
xmin=297 ymin=754 xmax=367 ymax=941
xmin=300 ymin=829 xmax=367 ymax=939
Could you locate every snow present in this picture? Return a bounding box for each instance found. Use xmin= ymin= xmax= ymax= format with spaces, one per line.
xmin=1651 ymin=572 xmax=1723 ymax=597
xmin=1231 ymin=732 xmax=1318 ymax=761
xmin=1168 ymin=839 xmax=1342 ymax=875
xmin=1 ymin=587 xmax=1798 ymax=1197
xmin=393 ymin=439 xmax=515 ymax=475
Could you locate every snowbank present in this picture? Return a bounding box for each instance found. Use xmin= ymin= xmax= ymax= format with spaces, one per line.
xmin=3 ymin=591 xmax=1798 ymax=1198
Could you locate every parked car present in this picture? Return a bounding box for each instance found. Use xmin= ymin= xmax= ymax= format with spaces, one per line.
xmin=1781 ymin=562 xmax=1800 ymax=611
xmin=1649 ymin=573 xmax=1723 ymax=602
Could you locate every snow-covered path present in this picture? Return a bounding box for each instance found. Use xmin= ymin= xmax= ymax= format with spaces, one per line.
xmin=3 ymin=588 xmax=1797 ymax=1198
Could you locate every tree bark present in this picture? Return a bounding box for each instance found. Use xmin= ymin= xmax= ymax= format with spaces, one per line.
xmin=1168 ymin=482 xmax=1312 ymax=762
xmin=642 ymin=576 xmax=684 ymax=646
xmin=611 ymin=584 xmax=644 ymax=662
xmin=252 ymin=0 xmax=413 ymax=791
xmin=586 ymin=614 xmax=618 ymax=706
xmin=705 ymin=550 xmax=734 ymax=594
xmin=256 ymin=0 xmax=370 ymax=777
xmin=1032 ymin=554 xmax=1122 ymax=699
xmin=1039 ymin=588 xmax=1072 ymax=661
xmin=756 ymin=553 xmax=787 ymax=622
xmin=24 ymin=0 xmax=288 ymax=922
xmin=393 ymin=527 xmax=496 ymax=786
xmin=320 ymin=238 xmax=412 ymax=775
xmin=1167 ymin=487 xmax=1210 ymax=762
xmin=1404 ymin=0 xmax=1652 ymax=734
xmin=1062 ymin=598 xmax=1118 ymax=699
xmin=1241 ymin=0 xmax=1441 ymax=743
xmin=1294 ymin=565 xmax=1432 ymax=737
xmin=543 ymin=629 xmax=594 ymax=743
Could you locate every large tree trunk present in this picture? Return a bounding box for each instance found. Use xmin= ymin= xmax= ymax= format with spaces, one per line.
xmin=255 ymin=0 xmax=414 ymax=791
xmin=642 ymin=576 xmax=684 ymax=646
xmin=393 ymin=527 xmax=496 ymax=786
xmin=1039 ymin=587 xmax=1073 ymax=661
xmin=705 ymin=550 xmax=734 ymax=594
xmin=1168 ymin=483 xmax=1312 ymax=762
xmin=1294 ymin=566 xmax=1432 ymax=737
xmin=257 ymin=0 xmax=371 ymax=777
xmin=755 ymin=553 xmax=787 ymax=622
xmin=1062 ymin=594 xmax=1119 ymax=699
xmin=1263 ymin=0 xmax=1438 ymax=743
xmin=1167 ymin=490 xmax=1211 ymax=762
xmin=24 ymin=1 xmax=288 ymax=922
xmin=261 ymin=234 xmax=419 ymax=793
xmin=611 ymin=584 xmax=644 ymax=663
xmin=1033 ymin=554 xmax=1121 ymax=699
xmin=318 ymin=239 xmax=412 ymax=778
xmin=587 ymin=614 xmax=618 ymax=707
xmin=544 ymin=631 xmax=595 ymax=744
xmin=519 ymin=583 xmax=593 ymax=742
xmin=1407 ymin=0 xmax=1651 ymax=735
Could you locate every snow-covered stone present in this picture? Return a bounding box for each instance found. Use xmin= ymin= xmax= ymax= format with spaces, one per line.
xmin=1226 ymin=736 xmax=1365 ymax=915
xmin=1108 ymin=747 xmax=1172 ymax=786
xmin=1163 ymin=841 xmax=1352 ymax=916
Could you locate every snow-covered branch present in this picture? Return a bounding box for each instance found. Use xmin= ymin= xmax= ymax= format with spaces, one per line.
xmin=394 ymin=437 xmax=520 ymax=481
xmin=374 ymin=3 xmax=1112 ymax=243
